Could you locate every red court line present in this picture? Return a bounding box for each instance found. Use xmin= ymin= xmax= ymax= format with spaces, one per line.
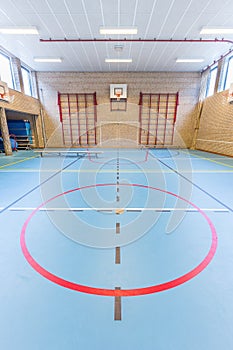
xmin=20 ymin=183 xmax=217 ymax=297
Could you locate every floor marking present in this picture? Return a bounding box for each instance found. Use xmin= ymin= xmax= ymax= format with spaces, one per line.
xmin=0 ymin=157 xmax=81 ymax=214
xmin=1 ymin=168 xmax=233 ymax=174
xmin=114 ymin=287 xmax=122 ymax=321
xmin=152 ymin=154 xmax=233 ymax=213
xmin=115 ymin=247 xmax=121 ymax=264
xmin=116 ymin=222 xmax=120 ymax=233
xmin=180 ymin=150 xmax=233 ymax=169
xmin=20 ymin=183 xmax=218 ymax=297
xmin=0 ymin=155 xmax=38 ymax=169
xmin=7 ymin=207 xmax=229 ymax=212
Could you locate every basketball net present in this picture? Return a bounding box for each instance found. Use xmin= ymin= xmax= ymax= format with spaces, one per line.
xmin=116 ymin=93 xmax=121 ymax=101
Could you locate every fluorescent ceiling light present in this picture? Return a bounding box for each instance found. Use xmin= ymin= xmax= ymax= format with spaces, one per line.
xmin=105 ymin=58 xmax=132 ymax=63
xmin=200 ymin=27 xmax=233 ymax=34
xmin=0 ymin=26 xmax=39 ymax=34
xmin=34 ymin=57 xmax=62 ymax=63
xmin=176 ymin=58 xmax=204 ymax=63
xmin=100 ymin=27 xmax=137 ymax=35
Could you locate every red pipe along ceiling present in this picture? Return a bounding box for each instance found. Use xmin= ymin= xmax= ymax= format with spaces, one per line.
xmin=40 ymin=38 xmax=233 ymax=44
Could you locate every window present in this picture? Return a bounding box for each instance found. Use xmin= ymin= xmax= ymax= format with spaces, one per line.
xmin=223 ymin=56 xmax=233 ymax=91
xmin=21 ymin=66 xmax=33 ymax=96
xmin=205 ymin=66 xmax=218 ymax=97
xmin=0 ymin=52 xmax=14 ymax=89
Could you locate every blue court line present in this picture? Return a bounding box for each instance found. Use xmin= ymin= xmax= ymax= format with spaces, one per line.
xmin=150 ymin=151 xmax=233 ymax=213
xmin=0 ymin=157 xmax=82 ymax=214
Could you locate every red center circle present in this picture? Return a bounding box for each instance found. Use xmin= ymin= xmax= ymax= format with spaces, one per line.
xmin=20 ymin=183 xmax=217 ymax=297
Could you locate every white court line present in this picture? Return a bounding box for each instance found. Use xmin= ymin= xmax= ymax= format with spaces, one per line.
xmin=4 ymin=207 xmax=229 ymax=212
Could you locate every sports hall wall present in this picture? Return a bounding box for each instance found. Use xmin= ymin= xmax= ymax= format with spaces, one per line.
xmin=0 ymin=88 xmax=43 ymax=147
xmin=36 ymin=71 xmax=201 ymax=148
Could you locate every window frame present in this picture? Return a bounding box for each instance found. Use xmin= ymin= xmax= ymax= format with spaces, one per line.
xmin=205 ymin=65 xmax=218 ymax=97
xmin=21 ymin=65 xmax=33 ymax=96
xmin=223 ymin=55 xmax=233 ymax=91
xmin=0 ymin=51 xmax=15 ymax=89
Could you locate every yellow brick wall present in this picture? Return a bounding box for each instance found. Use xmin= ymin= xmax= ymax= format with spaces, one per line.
xmin=0 ymin=88 xmax=45 ymax=147
xmin=36 ymin=71 xmax=201 ymax=148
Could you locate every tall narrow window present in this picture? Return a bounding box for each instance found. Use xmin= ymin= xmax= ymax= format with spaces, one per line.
xmin=21 ymin=66 xmax=33 ymax=96
xmin=206 ymin=66 xmax=218 ymax=97
xmin=0 ymin=52 xmax=14 ymax=89
xmin=223 ymin=56 xmax=233 ymax=91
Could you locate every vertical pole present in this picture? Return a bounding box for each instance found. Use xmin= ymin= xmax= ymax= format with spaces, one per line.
xmin=0 ymin=107 xmax=12 ymax=156
xmin=163 ymin=94 xmax=169 ymax=145
xmin=146 ymin=94 xmax=152 ymax=145
xmin=67 ymin=94 xmax=73 ymax=146
xmin=76 ymin=94 xmax=81 ymax=146
xmin=139 ymin=92 xmax=142 ymax=144
xmin=155 ymin=94 xmax=160 ymax=145
xmin=58 ymin=92 xmax=65 ymax=145
xmin=85 ymin=94 xmax=89 ymax=145
xmin=94 ymin=92 xmax=97 ymax=145
xmin=38 ymin=88 xmax=48 ymax=147
xmin=171 ymin=92 xmax=179 ymax=145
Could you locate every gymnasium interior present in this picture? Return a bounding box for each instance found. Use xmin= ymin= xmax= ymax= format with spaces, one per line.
xmin=0 ymin=0 xmax=233 ymax=349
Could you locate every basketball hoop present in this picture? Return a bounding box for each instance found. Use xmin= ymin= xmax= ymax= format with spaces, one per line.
xmin=116 ymin=92 xmax=121 ymax=101
xmin=110 ymin=84 xmax=127 ymax=111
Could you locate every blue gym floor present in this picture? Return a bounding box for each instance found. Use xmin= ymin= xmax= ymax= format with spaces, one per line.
xmin=0 ymin=148 xmax=233 ymax=349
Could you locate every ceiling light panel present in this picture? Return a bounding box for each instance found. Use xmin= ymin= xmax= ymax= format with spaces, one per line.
xmin=0 ymin=26 xmax=39 ymax=34
xmin=200 ymin=27 xmax=233 ymax=34
xmin=105 ymin=58 xmax=132 ymax=63
xmin=34 ymin=57 xmax=62 ymax=63
xmin=100 ymin=27 xmax=137 ymax=35
xmin=176 ymin=58 xmax=204 ymax=63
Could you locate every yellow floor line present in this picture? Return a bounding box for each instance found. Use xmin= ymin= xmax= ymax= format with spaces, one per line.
xmin=0 ymin=155 xmax=39 ymax=169
xmin=180 ymin=150 xmax=233 ymax=169
xmin=1 ymin=168 xmax=233 ymax=173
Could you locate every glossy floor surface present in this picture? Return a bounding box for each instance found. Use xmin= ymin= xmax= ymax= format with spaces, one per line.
xmin=0 ymin=148 xmax=233 ymax=349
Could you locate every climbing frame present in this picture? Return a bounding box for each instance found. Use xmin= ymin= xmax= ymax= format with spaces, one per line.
xmin=139 ymin=92 xmax=179 ymax=146
xmin=58 ymin=92 xmax=97 ymax=146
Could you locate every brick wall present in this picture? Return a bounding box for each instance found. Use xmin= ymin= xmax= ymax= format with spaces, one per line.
xmin=36 ymin=71 xmax=201 ymax=148
xmin=0 ymin=88 xmax=43 ymax=147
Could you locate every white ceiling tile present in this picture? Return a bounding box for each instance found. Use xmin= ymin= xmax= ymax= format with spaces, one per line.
xmin=101 ymin=13 xmax=119 ymax=27
xmin=119 ymin=13 xmax=135 ymax=26
xmin=134 ymin=14 xmax=152 ymax=36
xmin=36 ymin=14 xmax=65 ymax=36
xmin=120 ymin=0 xmax=138 ymax=14
xmin=81 ymin=0 xmax=102 ymax=13
xmin=26 ymin=0 xmax=51 ymax=14
xmin=136 ymin=0 xmax=158 ymax=14
xmin=46 ymin=0 xmax=69 ymax=14
xmin=69 ymin=14 xmax=90 ymax=36
xmin=84 ymin=14 xmax=104 ymax=36
xmin=54 ymin=14 xmax=78 ymax=37
xmin=100 ymin=0 xmax=119 ymax=13
xmin=63 ymin=0 xmax=84 ymax=14
xmin=10 ymin=0 xmax=36 ymax=14
xmin=0 ymin=3 xmax=28 ymax=24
